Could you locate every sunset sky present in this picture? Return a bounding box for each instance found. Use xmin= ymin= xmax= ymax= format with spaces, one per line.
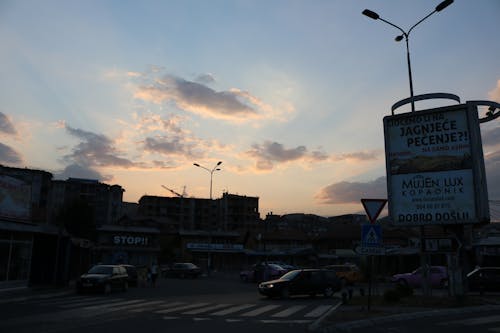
xmin=1 ymin=0 xmax=499 ymax=218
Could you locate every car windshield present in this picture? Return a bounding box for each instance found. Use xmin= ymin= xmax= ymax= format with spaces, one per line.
xmin=87 ymin=266 xmax=113 ymax=275
xmin=279 ymin=270 xmax=301 ymax=280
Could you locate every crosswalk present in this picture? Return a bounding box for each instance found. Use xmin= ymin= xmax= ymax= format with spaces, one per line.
xmin=12 ymin=294 xmax=338 ymax=324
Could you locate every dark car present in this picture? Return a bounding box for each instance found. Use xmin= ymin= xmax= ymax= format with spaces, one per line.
xmin=467 ymin=267 xmax=500 ymax=292
xmin=164 ymin=262 xmax=202 ymax=278
xmin=121 ymin=264 xmax=138 ymax=286
xmin=76 ymin=264 xmax=129 ymax=294
xmin=240 ymin=263 xmax=288 ymax=283
xmin=258 ymin=269 xmax=341 ymax=299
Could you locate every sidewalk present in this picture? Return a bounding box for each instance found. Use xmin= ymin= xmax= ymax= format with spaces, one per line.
xmin=309 ymin=289 xmax=500 ymax=332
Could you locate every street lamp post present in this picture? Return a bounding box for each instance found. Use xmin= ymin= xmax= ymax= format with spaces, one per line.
xmin=193 ymin=161 xmax=223 ymax=200
xmin=362 ymin=0 xmax=453 ymax=112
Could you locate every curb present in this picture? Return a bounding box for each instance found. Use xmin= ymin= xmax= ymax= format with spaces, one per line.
xmin=313 ymin=304 xmax=500 ymax=332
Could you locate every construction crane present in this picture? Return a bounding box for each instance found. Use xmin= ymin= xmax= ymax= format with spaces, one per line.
xmin=161 ymin=185 xmax=186 ymax=198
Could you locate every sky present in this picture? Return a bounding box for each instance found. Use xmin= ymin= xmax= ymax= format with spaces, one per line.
xmin=0 ymin=0 xmax=499 ymax=218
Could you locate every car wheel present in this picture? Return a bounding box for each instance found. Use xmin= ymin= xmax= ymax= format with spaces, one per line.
xmin=280 ymin=287 xmax=290 ymax=299
xmin=340 ymin=277 xmax=347 ymax=288
xmin=122 ymin=281 xmax=128 ymax=292
xmin=103 ymin=283 xmax=111 ymax=295
xmin=323 ymin=286 xmax=334 ymax=298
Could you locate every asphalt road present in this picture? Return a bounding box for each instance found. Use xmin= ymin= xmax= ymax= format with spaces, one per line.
xmin=0 ymin=273 xmax=342 ymax=333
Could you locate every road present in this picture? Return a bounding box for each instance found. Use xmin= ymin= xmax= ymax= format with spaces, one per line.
xmin=0 ymin=273 xmax=341 ymax=333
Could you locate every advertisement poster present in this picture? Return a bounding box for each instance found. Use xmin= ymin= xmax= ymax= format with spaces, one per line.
xmin=384 ymin=106 xmax=481 ymax=226
xmin=0 ymin=175 xmax=31 ymax=220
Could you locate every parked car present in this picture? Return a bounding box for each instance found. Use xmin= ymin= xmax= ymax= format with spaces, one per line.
xmin=323 ymin=263 xmax=363 ymax=286
xmin=164 ymin=262 xmax=202 ymax=278
xmin=76 ymin=264 xmax=129 ymax=294
xmin=258 ymin=269 xmax=341 ymax=299
xmin=391 ymin=266 xmax=448 ymax=289
xmin=467 ymin=267 xmax=500 ymax=292
xmin=240 ymin=263 xmax=288 ymax=283
xmin=121 ymin=264 xmax=138 ymax=286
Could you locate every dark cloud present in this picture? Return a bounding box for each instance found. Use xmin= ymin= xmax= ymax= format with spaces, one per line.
xmin=55 ymin=163 xmax=111 ymax=182
xmin=0 ymin=143 xmax=22 ymax=164
xmin=135 ymin=75 xmax=260 ymax=120
xmin=316 ymin=177 xmax=387 ymax=204
xmin=63 ymin=125 xmax=135 ymax=168
xmin=143 ymin=137 xmax=199 ymax=158
xmin=0 ymin=112 xmax=17 ymax=135
xmin=195 ymin=73 xmax=216 ymax=85
xmin=247 ymin=141 xmax=328 ymax=170
xmin=481 ymin=127 xmax=500 ymax=147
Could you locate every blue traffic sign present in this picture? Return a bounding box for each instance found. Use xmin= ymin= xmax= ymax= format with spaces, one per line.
xmin=361 ymin=224 xmax=382 ymax=247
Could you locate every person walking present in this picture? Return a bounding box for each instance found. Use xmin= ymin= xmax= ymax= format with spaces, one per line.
xmin=151 ymin=260 xmax=159 ymax=287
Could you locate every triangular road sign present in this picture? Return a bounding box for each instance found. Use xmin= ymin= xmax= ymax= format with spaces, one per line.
xmin=361 ymin=199 xmax=387 ymax=224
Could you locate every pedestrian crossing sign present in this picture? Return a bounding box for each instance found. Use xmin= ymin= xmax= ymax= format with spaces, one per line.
xmin=361 ymin=224 xmax=382 ymax=247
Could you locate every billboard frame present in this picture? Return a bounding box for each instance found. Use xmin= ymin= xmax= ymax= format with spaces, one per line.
xmin=384 ymin=102 xmax=489 ymax=226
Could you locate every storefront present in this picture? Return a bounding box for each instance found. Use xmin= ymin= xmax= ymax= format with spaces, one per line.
xmin=0 ymin=221 xmax=34 ymax=289
xmin=95 ymin=225 xmax=161 ymax=267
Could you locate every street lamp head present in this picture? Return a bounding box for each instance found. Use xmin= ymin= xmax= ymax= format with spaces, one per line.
xmin=216 ymin=161 xmax=222 ymax=166
xmin=362 ymin=9 xmax=379 ymax=20
xmin=193 ymin=163 xmax=200 ymax=167
xmin=435 ymin=0 xmax=453 ymax=12
xmin=395 ymin=35 xmax=404 ymax=42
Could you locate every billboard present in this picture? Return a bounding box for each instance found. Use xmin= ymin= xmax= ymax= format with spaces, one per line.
xmin=0 ymin=175 xmax=31 ymax=220
xmin=384 ymin=103 xmax=489 ymax=226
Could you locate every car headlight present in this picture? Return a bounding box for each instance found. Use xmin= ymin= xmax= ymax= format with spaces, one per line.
xmin=267 ymin=284 xmax=274 ymax=288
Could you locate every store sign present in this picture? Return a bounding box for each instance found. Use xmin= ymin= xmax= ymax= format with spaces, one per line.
xmin=0 ymin=175 xmax=31 ymax=220
xmin=384 ymin=104 xmax=489 ymax=226
xmin=113 ymin=235 xmax=149 ymax=246
xmin=186 ymin=243 xmax=244 ymax=251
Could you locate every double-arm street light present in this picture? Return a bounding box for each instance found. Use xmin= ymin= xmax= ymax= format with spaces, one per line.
xmin=193 ymin=161 xmax=222 ymax=200
xmin=362 ymin=0 xmax=454 ymax=112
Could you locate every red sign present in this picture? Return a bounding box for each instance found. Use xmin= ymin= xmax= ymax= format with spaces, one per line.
xmin=361 ymin=199 xmax=387 ymax=224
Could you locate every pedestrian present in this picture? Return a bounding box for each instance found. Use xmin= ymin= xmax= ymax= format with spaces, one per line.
xmin=147 ymin=268 xmax=152 ymax=287
xmin=151 ymin=261 xmax=159 ymax=287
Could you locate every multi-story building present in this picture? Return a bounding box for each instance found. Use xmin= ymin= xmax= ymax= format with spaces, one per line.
xmin=137 ymin=192 xmax=260 ymax=270
xmin=48 ymin=178 xmax=124 ymax=227
xmin=0 ymin=165 xmax=54 ymax=289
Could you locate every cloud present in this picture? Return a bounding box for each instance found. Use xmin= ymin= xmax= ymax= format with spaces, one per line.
xmin=481 ymin=127 xmax=500 ymax=147
xmin=195 ymin=73 xmax=216 ymax=85
xmin=316 ymin=176 xmax=387 ymax=204
xmin=55 ymin=163 xmax=111 ymax=182
xmin=62 ymin=125 xmax=135 ymax=168
xmin=143 ymin=136 xmax=200 ymax=158
xmin=0 ymin=112 xmax=17 ymax=135
xmin=133 ymin=74 xmax=266 ymax=122
xmin=331 ymin=150 xmax=381 ymax=162
xmin=488 ymin=79 xmax=500 ymax=102
xmin=0 ymin=143 xmax=22 ymax=164
xmin=485 ymin=150 xmax=500 ymax=199
xmin=246 ymin=141 xmax=328 ymax=170
xmin=132 ymin=113 xmax=207 ymax=160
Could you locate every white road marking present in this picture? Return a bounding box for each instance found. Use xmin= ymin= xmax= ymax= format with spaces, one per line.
xmin=130 ymin=301 xmax=184 ymax=313
xmin=183 ymin=303 xmax=232 ymax=314
xmin=271 ymin=305 xmax=307 ymax=318
xmin=155 ymin=302 xmax=210 ymax=314
xmin=58 ymin=298 xmax=123 ymax=308
xmin=304 ymin=305 xmax=333 ymax=318
xmin=210 ymin=304 xmax=256 ymax=316
xmin=260 ymin=319 xmax=313 ymax=324
xmin=240 ymin=304 xmax=282 ymax=317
